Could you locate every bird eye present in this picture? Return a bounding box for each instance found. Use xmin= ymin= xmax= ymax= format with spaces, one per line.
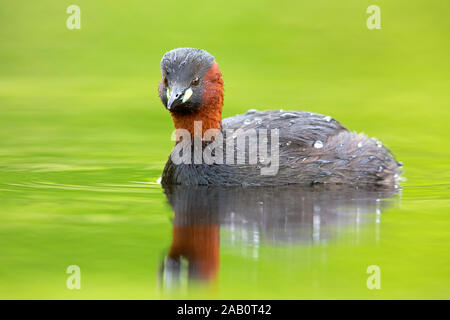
xmin=191 ymin=77 xmax=200 ymax=86
xmin=164 ymin=77 xmax=169 ymax=86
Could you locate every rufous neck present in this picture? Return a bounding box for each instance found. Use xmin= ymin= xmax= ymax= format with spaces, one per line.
xmin=171 ymin=105 xmax=222 ymax=136
xmin=171 ymin=62 xmax=223 ymax=136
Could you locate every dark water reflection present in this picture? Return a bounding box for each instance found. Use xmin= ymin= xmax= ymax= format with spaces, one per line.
xmin=159 ymin=185 xmax=398 ymax=289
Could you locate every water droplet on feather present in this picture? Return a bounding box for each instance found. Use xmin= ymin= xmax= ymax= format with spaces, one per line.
xmin=313 ymin=140 xmax=323 ymax=149
xmin=280 ymin=112 xmax=297 ymax=119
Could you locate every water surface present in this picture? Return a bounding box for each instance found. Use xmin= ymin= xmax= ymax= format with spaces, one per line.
xmin=0 ymin=0 xmax=449 ymax=299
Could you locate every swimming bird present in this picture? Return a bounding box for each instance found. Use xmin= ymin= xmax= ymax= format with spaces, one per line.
xmin=158 ymin=48 xmax=401 ymax=187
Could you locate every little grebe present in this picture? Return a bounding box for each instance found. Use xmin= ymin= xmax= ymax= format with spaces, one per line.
xmin=158 ymin=48 xmax=402 ymax=187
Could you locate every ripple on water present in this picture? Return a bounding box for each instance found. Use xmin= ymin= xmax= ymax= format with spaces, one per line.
xmin=4 ymin=180 xmax=162 ymax=194
xmin=3 ymin=163 xmax=108 ymax=173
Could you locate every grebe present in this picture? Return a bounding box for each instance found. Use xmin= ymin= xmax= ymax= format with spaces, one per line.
xmin=158 ymin=48 xmax=401 ymax=187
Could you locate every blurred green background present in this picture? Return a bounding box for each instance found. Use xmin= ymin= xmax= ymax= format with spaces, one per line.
xmin=0 ymin=0 xmax=449 ymax=299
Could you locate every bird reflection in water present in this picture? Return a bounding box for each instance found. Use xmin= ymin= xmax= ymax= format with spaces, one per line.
xmin=159 ymin=185 xmax=398 ymax=290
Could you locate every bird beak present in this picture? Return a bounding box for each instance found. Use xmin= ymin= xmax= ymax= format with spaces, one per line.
xmin=167 ymin=86 xmax=185 ymax=110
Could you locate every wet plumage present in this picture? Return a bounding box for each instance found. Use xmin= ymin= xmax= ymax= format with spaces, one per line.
xmin=162 ymin=110 xmax=401 ymax=186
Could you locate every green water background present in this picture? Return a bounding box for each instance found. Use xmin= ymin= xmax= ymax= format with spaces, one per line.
xmin=0 ymin=0 xmax=449 ymax=299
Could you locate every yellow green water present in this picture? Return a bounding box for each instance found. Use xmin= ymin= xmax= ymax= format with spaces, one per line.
xmin=0 ymin=0 xmax=449 ymax=299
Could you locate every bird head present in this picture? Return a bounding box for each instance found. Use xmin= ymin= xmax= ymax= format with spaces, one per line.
xmin=158 ymin=48 xmax=223 ymax=114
